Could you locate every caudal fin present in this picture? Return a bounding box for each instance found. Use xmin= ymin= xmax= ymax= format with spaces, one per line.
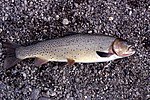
xmin=2 ymin=42 xmax=21 ymax=69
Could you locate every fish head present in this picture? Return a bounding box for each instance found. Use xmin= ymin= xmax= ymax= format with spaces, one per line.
xmin=112 ymin=38 xmax=135 ymax=57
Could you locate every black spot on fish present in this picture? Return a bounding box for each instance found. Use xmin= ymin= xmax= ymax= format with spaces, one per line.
xmin=73 ymin=55 xmax=77 ymax=58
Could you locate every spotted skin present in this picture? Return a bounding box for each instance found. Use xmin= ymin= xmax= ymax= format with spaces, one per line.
xmin=16 ymin=34 xmax=117 ymax=63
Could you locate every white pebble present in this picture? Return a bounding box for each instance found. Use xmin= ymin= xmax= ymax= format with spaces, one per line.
xmin=129 ymin=11 xmax=132 ymax=15
xmin=29 ymin=87 xmax=32 ymax=91
xmin=56 ymin=15 xmax=59 ymax=20
xmin=88 ymin=30 xmax=92 ymax=33
xmin=21 ymin=72 xmax=27 ymax=79
xmin=0 ymin=28 xmax=2 ymax=33
xmin=63 ymin=18 xmax=69 ymax=25
xmin=51 ymin=92 xmax=56 ymax=96
xmin=84 ymin=96 xmax=88 ymax=99
xmin=74 ymin=3 xmax=79 ymax=7
xmin=108 ymin=16 xmax=114 ymax=21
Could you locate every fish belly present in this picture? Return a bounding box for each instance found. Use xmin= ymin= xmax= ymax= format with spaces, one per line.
xmin=46 ymin=49 xmax=99 ymax=63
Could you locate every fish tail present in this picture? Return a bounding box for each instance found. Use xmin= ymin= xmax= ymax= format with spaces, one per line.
xmin=2 ymin=42 xmax=21 ymax=69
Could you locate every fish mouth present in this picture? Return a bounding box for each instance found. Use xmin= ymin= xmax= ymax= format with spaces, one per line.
xmin=129 ymin=46 xmax=135 ymax=54
xmin=130 ymin=50 xmax=136 ymax=55
xmin=122 ymin=52 xmax=135 ymax=57
xmin=123 ymin=46 xmax=135 ymax=56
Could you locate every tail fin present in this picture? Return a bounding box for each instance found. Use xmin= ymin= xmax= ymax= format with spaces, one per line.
xmin=2 ymin=42 xmax=21 ymax=69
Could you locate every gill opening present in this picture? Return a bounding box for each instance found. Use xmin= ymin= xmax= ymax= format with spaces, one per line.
xmin=112 ymin=38 xmax=119 ymax=56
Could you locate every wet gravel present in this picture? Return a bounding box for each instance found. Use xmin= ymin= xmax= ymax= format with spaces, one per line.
xmin=0 ymin=0 xmax=150 ymax=100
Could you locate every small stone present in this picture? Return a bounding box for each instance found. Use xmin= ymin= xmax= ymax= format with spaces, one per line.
xmin=129 ymin=11 xmax=132 ymax=15
xmin=74 ymin=3 xmax=79 ymax=7
xmin=85 ymin=96 xmax=88 ymax=99
xmin=31 ymin=89 xmax=40 ymax=100
xmin=67 ymin=97 xmax=74 ymax=100
xmin=0 ymin=82 xmax=6 ymax=90
xmin=0 ymin=43 xmax=2 ymax=48
xmin=75 ymin=78 xmax=80 ymax=82
xmin=29 ymin=87 xmax=32 ymax=92
xmin=56 ymin=15 xmax=59 ymax=20
xmin=88 ymin=30 xmax=92 ymax=33
xmin=108 ymin=16 xmax=114 ymax=21
xmin=0 ymin=28 xmax=2 ymax=33
xmin=146 ymin=94 xmax=150 ymax=99
xmin=62 ymin=18 xmax=69 ymax=25
xmin=46 ymin=90 xmax=50 ymax=96
xmin=21 ymin=72 xmax=27 ymax=79
xmin=51 ymin=92 xmax=56 ymax=96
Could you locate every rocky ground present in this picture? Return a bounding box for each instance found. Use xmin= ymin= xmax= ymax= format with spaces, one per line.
xmin=0 ymin=0 xmax=150 ymax=100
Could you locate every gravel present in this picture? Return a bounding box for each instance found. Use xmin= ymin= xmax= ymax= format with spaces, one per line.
xmin=0 ymin=0 xmax=150 ymax=100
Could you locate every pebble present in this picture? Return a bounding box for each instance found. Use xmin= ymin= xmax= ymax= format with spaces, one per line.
xmin=88 ymin=30 xmax=92 ymax=33
xmin=0 ymin=28 xmax=2 ymax=33
xmin=31 ymin=88 xmax=41 ymax=100
xmin=21 ymin=72 xmax=27 ymax=79
xmin=56 ymin=15 xmax=59 ymax=20
xmin=129 ymin=10 xmax=132 ymax=15
xmin=62 ymin=18 xmax=69 ymax=25
xmin=51 ymin=92 xmax=56 ymax=96
xmin=108 ymin=16 xmax=114 ymax=21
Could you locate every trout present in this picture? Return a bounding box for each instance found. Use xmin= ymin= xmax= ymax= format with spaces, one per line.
xmin=2 ymin=34 xmax=135 ymax=69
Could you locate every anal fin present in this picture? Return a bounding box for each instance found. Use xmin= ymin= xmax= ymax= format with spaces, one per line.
xmin=34 ymin=58 xmax=49 ymax=66
xmin=67 ymin=58 xmax=75 ymax=66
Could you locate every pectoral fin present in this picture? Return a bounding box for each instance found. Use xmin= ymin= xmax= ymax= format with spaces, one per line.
xmin=67 ymin=58 xmax=75 ymax=66
xmin=34 ymin=58 xmax=49 ymax=66
xmin=96 ymin=51 xmax=113 ymax=57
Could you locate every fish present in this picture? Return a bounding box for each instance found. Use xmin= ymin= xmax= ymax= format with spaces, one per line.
xmin=2 ymin=33 xmax=135 ymax=69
